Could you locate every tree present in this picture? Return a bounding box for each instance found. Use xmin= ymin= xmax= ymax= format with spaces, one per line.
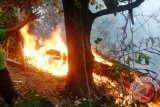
xmin=0 ymin=0 xmax=145 ymax=97
xmin=62 ymin=0 xmax=145 ymax=96
xmin=0 ymin=0 xmax=41 ymax=61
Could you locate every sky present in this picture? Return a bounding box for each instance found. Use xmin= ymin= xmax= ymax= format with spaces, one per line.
xmin=138 ymin=0 xmax=160 ymax=78
xmin=140 ymin=0 xmax=160 ymax=15
xmin=91 ymin=0 xmax=160 ymax=78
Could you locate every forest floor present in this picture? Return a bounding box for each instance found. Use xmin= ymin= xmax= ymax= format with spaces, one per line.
xmin=6 ymin=60 xmax=118 ymax=107
xmin=3 ymin=59 xmax=154 ymax=107
xmin=7 ymin=60 xmax=68 ymax=107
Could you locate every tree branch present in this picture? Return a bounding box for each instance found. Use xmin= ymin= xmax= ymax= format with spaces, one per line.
xmin=93 ymin=0 xmax=144 ymax=18
xmin=145 ymin=50 xmax=160 ymax=56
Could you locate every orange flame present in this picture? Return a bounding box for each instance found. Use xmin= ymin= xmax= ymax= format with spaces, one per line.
xmin=20 ymin=25 xmax=68 ymax=76
xmin=20 ymin=24 xmax=114 ymax=77
xmin=20 ymin=25 xmax=160 ymax=107
xmin=148 ymin=102 xmax=160 ymax=107
xmin=92 ymin=52 xmax=113 ymax=66
xmin=92 ymin=73 xmax=116 ymax=87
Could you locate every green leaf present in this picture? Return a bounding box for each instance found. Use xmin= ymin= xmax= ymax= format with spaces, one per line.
xmin=127 ymin=44 xmax=131 ymax=49
xmin=80 ymin=100 xmax=92 ymax=107
xmin=132 ymin=43 xmax=138 ymax=47
xmin=145 ymin=58 xmax=149 ymax=65
xmin=94 ymin=37 xmax=102 ymax=44
xmin=19 ymin=92 xmax=54 ymax=107
xmin=135 ymin=54 xmax=142 ymax=64
xmin=127 ymin=56 xmax=132 ymax=65
xmin=141 ymin=53 xmax=150 ymax=65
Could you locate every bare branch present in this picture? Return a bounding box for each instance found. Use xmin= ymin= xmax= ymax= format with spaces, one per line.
xmin=137 ymin=68 xmax=158 ymax=79
xmin=93 ymin=0 xmax=144 ymax=18
xmin=145 ymin=50 xmax=160 ymax=56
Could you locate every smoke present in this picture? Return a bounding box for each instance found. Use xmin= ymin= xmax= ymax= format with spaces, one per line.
xmin=90 ymin=0 xmax=160 ymax=79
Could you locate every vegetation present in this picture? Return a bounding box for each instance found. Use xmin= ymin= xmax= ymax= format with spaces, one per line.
xmin=2 ymin=0 xmax=160 ymax=107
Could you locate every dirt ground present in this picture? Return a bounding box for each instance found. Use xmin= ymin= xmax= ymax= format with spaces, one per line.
xmin=7 ymin=60 xmax=67 ymax=106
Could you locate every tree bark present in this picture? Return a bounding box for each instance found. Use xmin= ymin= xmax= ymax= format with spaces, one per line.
xmin=62 ymin=0 xmax=94 ymax=96
xmin=62 ymin=0 xmax=144 ymax=96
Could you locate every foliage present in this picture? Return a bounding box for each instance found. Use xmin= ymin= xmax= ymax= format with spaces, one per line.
xmin=0 ymin=4 xmax=17 ymax=27
xmin=0 ymin=1 xmax=28 ymax=27
xmin=19 ymin=92 xmax=54 ymax=107
xmin=0 ymin=99 xmax=9 ymax=107
xmin=131 ymin=102 xmax=149 ymax=107
xmin=0 ymin=0 xmax=148 ymax=107
xmin=92 ymin=8 xmax=160 ymax=106
xmin=0 ymin=92 xmax=54 ymax=107
xmin=89 ymin=0 xmax=132 ymax=15
xmin=94 ymin=37 xmax=102 ymax=44
xmin=126 ymin=47 xmax=151 ymax=66
xmin=68 ymin=95 xmax=117 ymax=107
xmin=0 ymin=0 xmax=62 ymax=28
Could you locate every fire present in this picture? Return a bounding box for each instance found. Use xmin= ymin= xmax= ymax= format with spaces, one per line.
xmin=92 ymin=73 xmax=116 ymax=87
xmin=148 ymin=102 xmax=160 ymax=107
xmin=20 ymin=25 xmax=68 ymax=76
xmin=20 ymin=24 xmax=113 ymax=77
xmin=92 ymin=52 xmax=113 ymax=66
xmin=20 ymin=25 xmax=160 ymax=106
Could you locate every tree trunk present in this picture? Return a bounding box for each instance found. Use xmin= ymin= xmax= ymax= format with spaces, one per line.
xmin=62 ymin=0 xmax=95 ymax=96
